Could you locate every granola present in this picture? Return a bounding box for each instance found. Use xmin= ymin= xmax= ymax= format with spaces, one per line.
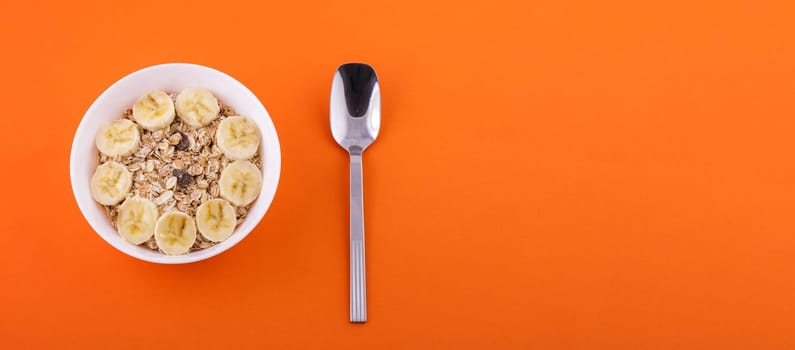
xmin=98 ymin=94 xmax=261 ymax=252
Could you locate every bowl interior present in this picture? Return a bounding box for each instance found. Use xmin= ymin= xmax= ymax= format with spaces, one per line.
xmin=70 ymin=63 xmax=281 ymax=264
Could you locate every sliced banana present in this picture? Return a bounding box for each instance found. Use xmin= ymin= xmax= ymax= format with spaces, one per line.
xmin=175 ymin=87 xmax=220 ymax=128
xmin=219 ymin=160 xmax=262 ymax=206
xmin=216 ymin=116 xmax=260 ymax=160
xmin=90 ymin=161 xmax=132 ymax=205
xmin=195 ymin=199 xmax=237 ymax=242
xmin=117 ymin=197 xmax=158 ymax=245
xmin=95 ymin=119 xmax=140 ymax=157
xmin=132 ymin=90 xmax=176 ymax=131
xmin=154 ymin=212 xmax=197 ymax=255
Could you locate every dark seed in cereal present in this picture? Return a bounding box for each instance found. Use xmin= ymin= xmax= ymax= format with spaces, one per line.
xmin=173 ymin=169 xmax=193 ymax=187
xmin=175 ymin=131 xmax=190 ymax=151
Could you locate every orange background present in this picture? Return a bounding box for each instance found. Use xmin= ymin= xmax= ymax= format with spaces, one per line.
xmin=1 ymin=0 xmax=795 ymax=348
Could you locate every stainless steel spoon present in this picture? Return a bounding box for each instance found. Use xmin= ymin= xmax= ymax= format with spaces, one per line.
xmin=330 ymin=63 xmax=380 ymax=323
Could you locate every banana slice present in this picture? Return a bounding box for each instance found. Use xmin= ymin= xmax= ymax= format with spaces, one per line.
xmin=90 ymin=161 xmax=132 ymax=205
xmin=95 ymin=119 xmax=140 ymax=157
xmin=216 ymin=116 xmax=260 ymax=160
xmin=154 ymin=212 xmax=197 ymax=255
xmin=117 ymin=197 xmax=158 ymax=245
xmin=219 ymin=160 xmax=262 ymax=206
xmin=195 ymin=199 xmax=237 ymax=242
xmin=132 ymin=90 xmax=176 ymax=131
xmin=175 ymin=87 xmax=220 ymax=128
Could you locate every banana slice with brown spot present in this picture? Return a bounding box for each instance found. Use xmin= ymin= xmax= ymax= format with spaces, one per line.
xmin=219 ymin=160 xmax=262 ymax=206
xmin=117 ymin=197 xmax=158 ymax=245
xmin=195 ymin=199 xmax=237 ymax=242
xmin=132 ymin=90 xmax=176 ymax=131
xmin=154 ymin=212 xmax=197 ymax=255
xmin=90 ymin=161 xmax=132 ymax=205
xmin=95 ymin=119 xmax=140 ymax=157
xmin=175 ymin=87 xmax=220 ymax=128
xmin=216 ymin=116 xmax=260 ymax=160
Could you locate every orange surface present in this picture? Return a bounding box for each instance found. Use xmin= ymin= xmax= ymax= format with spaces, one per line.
xmin=1 ymin=0 xmax=795 ymax=348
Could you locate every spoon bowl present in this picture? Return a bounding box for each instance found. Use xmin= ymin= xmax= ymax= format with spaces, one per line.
xmin=331 ymin=63 xmax=381 ymax=154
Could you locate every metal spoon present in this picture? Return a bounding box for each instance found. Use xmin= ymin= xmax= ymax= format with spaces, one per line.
xmin=330 ymin=63 xmax=380 ymax=323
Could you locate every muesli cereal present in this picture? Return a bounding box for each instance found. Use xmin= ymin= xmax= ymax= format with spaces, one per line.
xmin=89 ymin=88 xmax=262 ymax=255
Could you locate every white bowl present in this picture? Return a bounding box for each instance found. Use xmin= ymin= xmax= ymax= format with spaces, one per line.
xmin=70 ymin=63 xmax=281 ymax=264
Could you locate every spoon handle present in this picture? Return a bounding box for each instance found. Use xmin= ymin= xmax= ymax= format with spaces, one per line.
xmin=350 ymin=152 xmax=367 ymax=323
